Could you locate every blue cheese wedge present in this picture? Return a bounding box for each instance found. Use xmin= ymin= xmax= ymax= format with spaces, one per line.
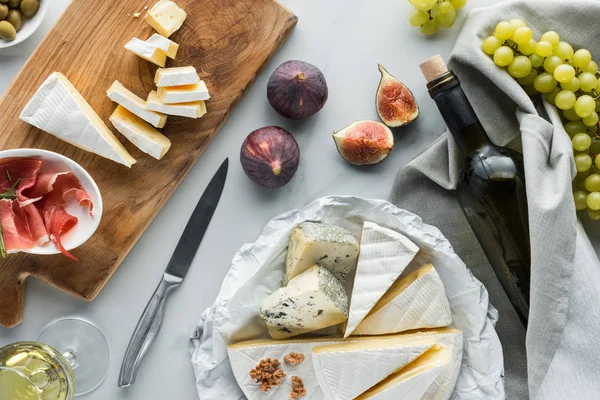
xmin=261 ymin=265 xmax=349 ymax=340
xmin=284 ymin=222 xmax=359 ymax=284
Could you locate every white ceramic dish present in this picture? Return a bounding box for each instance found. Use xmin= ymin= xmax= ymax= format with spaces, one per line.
xmin=0 ymin=148 xmax=102 ymax=255
xmin=0 ymin=0 xmax=48 ymax=49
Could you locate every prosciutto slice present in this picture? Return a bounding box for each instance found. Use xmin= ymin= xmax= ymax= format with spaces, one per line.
xmin=0 ymin=157 xmax=94 ymax=259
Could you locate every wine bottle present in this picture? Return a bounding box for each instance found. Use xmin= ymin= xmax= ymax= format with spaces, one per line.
xmin=420 ymin=55 xmax=530 ymax=324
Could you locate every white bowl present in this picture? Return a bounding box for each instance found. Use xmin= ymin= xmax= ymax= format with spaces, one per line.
xmin=0 ymin=148 xmax=102 ymax=255
xmin=0 ymin=0 xmax=48 ymax=49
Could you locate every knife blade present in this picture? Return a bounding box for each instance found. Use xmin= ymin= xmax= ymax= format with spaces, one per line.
xmin=118 ymin=158 xmax=228 ymax=387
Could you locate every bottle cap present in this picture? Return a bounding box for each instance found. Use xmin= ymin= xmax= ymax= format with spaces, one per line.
xmin=420 ymin=55 xmax=448 ymax=82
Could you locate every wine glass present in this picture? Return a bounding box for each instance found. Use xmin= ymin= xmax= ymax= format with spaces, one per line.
xmin=0 ymin=317 xmax=110 ymax=399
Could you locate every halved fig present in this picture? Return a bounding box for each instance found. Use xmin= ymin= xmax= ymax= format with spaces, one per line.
xmin=333 ymin=120 xmax=394 ymax=166
xmin=376 ymin=64 xmax=419 ymax=127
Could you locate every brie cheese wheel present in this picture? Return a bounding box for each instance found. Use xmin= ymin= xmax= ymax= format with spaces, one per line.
xmin=344 ymin=222 xmax=419 ymax=337
xmin=145 ymin=0 xmax=187 ymax=38
xmin=110 ymin=106 xmax=171 ymax=160
xmin=145 ymin=33 xmax=179 ymax=59
xmin=154 ymin=66 xmax=199 ymax=87
xmin=146 ymin=91 xmax=206 ymax=118
xmin=261 ymin=266 xmax=348 ymax=340
xmin=284 ymin=222 xmax=359 ymax=284
xmin=312 ymin=335 xmax=435 ymax=399
xmin=353 ymin=264 xmax=452 ymax=336
xmin=124 ymin=38 xmax=167 ymax=67
xmin=355 ymin=344 xmax=450 ymax=400
xmin=228 ymin=337 xmax=348 ymax=400
xmin=107 ymin=81 xmax=167 ymax=128
xmin=20 ymin=72 xmax=136 ymax=167
xmin=157 ymin=81 xmax=210 ymax=104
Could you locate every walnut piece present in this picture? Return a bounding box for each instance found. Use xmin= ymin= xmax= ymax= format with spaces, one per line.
xmin=284 ymin=352 xmax=305 ymax=365
xmin=249 ymin=358 xmax=286 ymax=392
xmin=290 ymin=376 xmax=307 ymax=399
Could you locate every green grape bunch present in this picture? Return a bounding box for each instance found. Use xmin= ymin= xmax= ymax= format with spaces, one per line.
xmin=482 ymin=19 xmax=600 ymax=220
xmin=408 ymin=0 xmax=467 ymax=35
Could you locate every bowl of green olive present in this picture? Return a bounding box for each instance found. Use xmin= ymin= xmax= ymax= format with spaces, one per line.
xmin=0 ymin=0 xmax=46 ymax=48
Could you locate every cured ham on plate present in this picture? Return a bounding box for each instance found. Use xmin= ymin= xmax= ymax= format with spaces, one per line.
xmin=0 ymin=149 xmax=102 ymax=260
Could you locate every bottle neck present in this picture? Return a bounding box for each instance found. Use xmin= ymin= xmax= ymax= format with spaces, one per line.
xmin=427 ymin=71 xmax=491 ymax=156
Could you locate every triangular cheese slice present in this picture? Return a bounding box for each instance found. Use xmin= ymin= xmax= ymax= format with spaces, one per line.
xmin=344 ymin=222 xmax=419 ymax=337
xmin=353 ymin=264 xmax=452 ymax=335
xmin=20 ymin=72 xmax=136 ymax=167
xmin=312 ymin=336 xmax=434 ymax=400
xmin=355 ymin=344 xmax=450 ymax=400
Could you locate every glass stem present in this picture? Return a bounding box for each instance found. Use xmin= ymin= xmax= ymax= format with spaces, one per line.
xmin=62 ymin=351 xmax=78 ymax=370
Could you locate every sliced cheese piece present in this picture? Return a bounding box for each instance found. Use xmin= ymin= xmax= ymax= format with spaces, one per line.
xmin=284 ymin=222 xmax=359 ymax=284
xmin=145 ymin=0 xmax=187 ymax=38
xmin=146 ymin=33 xmax=179 ymax=59
xmin=354 ymin=264 xmax=452 ymax=336
xmin=355 ymin=344 xmax=450 ymax=400
xmin=107 ymin=81 xmax=167 ymax=128
xmin=110 ymin=106 xmax=171 ymax=160
xmin=344 ymin=221 xmax=419 ymax=337
xmin=154 ymin=66 xmax=199 ymax=87
xmin=261 ymin=265 xmax=348 ymax=340
xmin=313 ymin=336 xmax=434 ymax=400
xmin=19 ymin=72 xmax=136 ymax=167
xmin=124 ymin=38 xmax=166 ymax=67
xmin=146 ymin=91 xmax=206 ymax=118
xmin=228 ymin=337 xmax=348 ymax=400
xmin=157 ymin=81 xmax=210 ymax=104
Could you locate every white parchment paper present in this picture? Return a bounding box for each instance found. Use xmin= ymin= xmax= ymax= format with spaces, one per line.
xmin=189 ymin=196 xmax=505 ymax=399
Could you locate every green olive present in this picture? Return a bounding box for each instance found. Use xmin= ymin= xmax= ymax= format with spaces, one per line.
xmin=6 ymin=9 xmax=21 ymax=30
xmin=7 ymin=0 xmax=20 ymax=10
xmin=0 ymin=0 xmax=9 ymax=3
xmin=0 ymin=4 xmax=8 ymax=19
xmin=19 ymin=0 xmax=37 ymax=17
xmin=0 ymin=20 xmax=16 ymax=41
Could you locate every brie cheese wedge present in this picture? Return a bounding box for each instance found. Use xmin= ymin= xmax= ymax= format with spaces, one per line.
xmin=355 ymin=344 xmax=450 ymax=400
xmin=344 ymin=222 xmax=419 ymax=337
xmin=312 ymin=335 xmax=434 ymax=399
xmin=261 ymin=265 xmax=348 ymax=339
xmin=110 ymin=106 xmax=171 ymax=160
xmin=145 ymin=33 xmax=179 ymax=59
xmin=145 ymin=0 xmax=187 ymax=38
xmin=107 ymin=80 xmax=167 ymax=128
xmin=284 ymin=222 xmax=359 ymax=284
xmin=154 ymin=66 xmax=199 ymax=87
xmin=146 ymin=91 xmax=206 ymax=118
xmin=353 ymin=264 xmax=452 ymax=336
xmin=124 ymin=38 xmax=167 ymax=67
xmin=157 ymin=81 xmax=210 ymax=104
xmin=20 ymin=72 xmax=136 ymax=167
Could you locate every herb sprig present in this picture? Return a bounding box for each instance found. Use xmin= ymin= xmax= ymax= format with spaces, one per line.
xmin=0 ymin=172 xmax=20 ymax=258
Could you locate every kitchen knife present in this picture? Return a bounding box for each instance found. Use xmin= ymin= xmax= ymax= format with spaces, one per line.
xmin=118 ymin=158 xmax=229 ymax=387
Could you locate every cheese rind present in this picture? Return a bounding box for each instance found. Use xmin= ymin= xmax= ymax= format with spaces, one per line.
xmin=154 ymin=66 xmax=199 ymax=87
xmin=353 ymin=264 xmax=452 ymax=336
xmin=284 ymin=222 xmax=359 ymax=284
xmin=107 ymin=81 xmax=167 ymax=128
xmin=124 ymin=38 xmax=167 ymax=67
xmin=109 ymin=106 xmax=171 ymax=160
xmin=145 ymin=33 xmax=179 ymax=59
xmin=344 ymin=222 xmax=419 ymax=337
xmin=146 ymin=91 xmax=206 ymax=118
xmin=157 ymin=81 xmax=210 ymax=104
xmin=145 ymin=0 xmax=187 ymax=38
xmin=20 ymin=72 xmax=136 ymax=167
xmin=261 ymin=265 xmax=349 ymax=340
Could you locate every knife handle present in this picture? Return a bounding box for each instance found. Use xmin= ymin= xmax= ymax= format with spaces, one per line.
xmin=118 ymin=273 xmax=181 ymax=387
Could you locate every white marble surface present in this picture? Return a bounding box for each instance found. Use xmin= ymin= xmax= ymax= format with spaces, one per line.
xmin=3 ymin=1 xmax=600 ymax=399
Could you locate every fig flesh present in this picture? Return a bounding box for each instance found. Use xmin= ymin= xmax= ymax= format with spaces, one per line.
xmin=240 ymin=126 xmax=300 ymax=188
xmin=333 ymin=120 xmax=394 ymax=166
xmin=267 ymin=60 xmax=328 ymax=120
xmin=376 ymin=64 xmax=419 ymax=127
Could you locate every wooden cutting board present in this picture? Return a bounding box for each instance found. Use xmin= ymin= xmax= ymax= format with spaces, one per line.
xmin=0 ymin=0 xmax=297 ymax=328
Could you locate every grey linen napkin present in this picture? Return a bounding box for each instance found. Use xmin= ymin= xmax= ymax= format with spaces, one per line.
xmin=391 ymin=1 xmax=600 ymax=399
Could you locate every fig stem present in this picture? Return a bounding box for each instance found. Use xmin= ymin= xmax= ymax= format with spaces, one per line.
xmin=296 ymin=72 xmax=306 ymax=82
xmin=273 ymin=167 xmax=281 ymax=175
